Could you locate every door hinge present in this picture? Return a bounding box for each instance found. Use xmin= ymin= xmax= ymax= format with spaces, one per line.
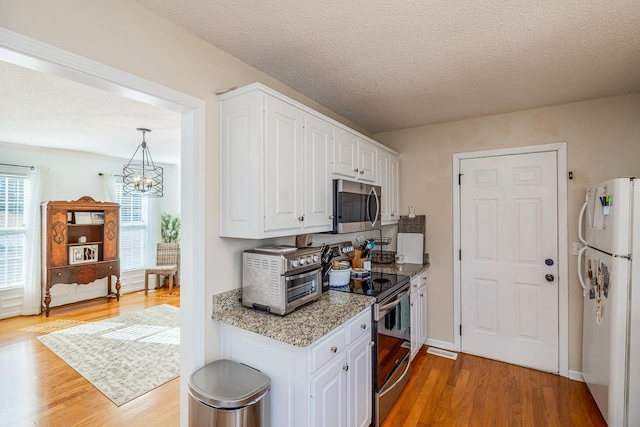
xmin=458 ymin=173 xmax=463 ymax=185
xmin=459 ymin=325 xmax=462 ymax=336
xmin=459 ymin=249 xmax=462 ymax=261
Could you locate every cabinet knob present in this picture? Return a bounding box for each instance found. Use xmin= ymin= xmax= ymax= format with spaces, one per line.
xmin=360 ymin=323 xmax=367 ymax=330
xmin=391 ymin=213 xmax=395 ymax=217
xmin=329 ymin=214 xmax=334 ymax=219
xmin=108 ymin=266 xmax=112 ymax=269
xmin=57 ymin=272 xmax=62 ymax=276
xmin=298 ymin=216 xmax=305 ymax=222
xmin=360 ymin=170 xmax=365 ymax=174
xmin=369 ymin=341 xmax=375 ymax=348
xmin=330 ymin=346 xmax=337 ymax=353
xmin=420 ymin=293 xmax=424 ymax=298
xmin=354 ymin=168 xmax=359 ymax=173
xmin=410 ymin=303 xmax=414 ymax=307
xmin=342 ymin=364 xmax=349 ymax=372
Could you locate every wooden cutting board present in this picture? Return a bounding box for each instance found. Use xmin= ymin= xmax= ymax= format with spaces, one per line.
xmin=397 ymin=233 xmax=424 ymax=264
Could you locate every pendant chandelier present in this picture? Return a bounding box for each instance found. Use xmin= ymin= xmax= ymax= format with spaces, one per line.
xmin=122 ymin=128 xmax=163 ymax=197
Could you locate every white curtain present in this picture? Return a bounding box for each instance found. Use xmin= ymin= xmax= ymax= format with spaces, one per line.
xmin=22 ymin=166 xmax=44 ymax=314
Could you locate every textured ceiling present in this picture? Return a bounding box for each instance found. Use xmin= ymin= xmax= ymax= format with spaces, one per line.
xmin=0 ymin=61 xmax=182 ymax=164
xmin=136 ymin=0 xmax=640 ymax=133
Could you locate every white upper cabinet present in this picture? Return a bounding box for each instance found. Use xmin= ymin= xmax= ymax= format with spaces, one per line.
xmin=378 ymin=148 xmax=400 ymax=224
xmin=333 ymin=127 xmax=358 ymax=178
xmin=378 ymin=149 xmax=390 ymax=220
xmin=389 ymin=152 xmax=400 ymax=220
xmin=332 ymin=128 xmax=377 ymax=183
xmin=219 ymin=83 xmax=398 ymax=239
xmin=264 ymin=96 xmax=305 ymax=232
xmin=357 ymin=139 xmax=377 ymax=182
xmin=303 ymin=115 xmax=334 ymax=231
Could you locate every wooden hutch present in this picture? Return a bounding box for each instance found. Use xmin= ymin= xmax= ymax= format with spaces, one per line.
xmin=41 ymin=196 xmax=120 ymax=316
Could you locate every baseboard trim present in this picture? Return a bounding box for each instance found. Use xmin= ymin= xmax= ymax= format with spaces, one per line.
xmin=425 ymin=338 xmax=456 ymax=352
xmin=568 ymin=370 xmax=584 ymax=382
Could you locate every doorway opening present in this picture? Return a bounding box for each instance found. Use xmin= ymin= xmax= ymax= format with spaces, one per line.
xmin=0 ymin=27 xmax=206 ymax=424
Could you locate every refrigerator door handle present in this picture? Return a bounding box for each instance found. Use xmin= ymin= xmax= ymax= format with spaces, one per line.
xmin=577 ymin=245 xmax=588 ymax=297
xmin=578 ymin=200 xmax=589 ymax=245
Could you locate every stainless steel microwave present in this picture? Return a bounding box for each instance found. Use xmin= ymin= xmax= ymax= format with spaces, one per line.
xmin=332 ymin=179 xmax=382 ymax=234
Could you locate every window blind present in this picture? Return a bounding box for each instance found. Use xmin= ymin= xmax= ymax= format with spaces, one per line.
xmin=0 ymin=174 xmax=27 ymax=289
xmin=116 ymin=183 xmax=149 ymax=271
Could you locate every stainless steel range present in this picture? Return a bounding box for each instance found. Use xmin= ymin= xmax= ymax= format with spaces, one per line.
xmin=322 ymin=242 xmax=411 ymax=427
xmin=242 ymin=246 xmax=322 ymax=315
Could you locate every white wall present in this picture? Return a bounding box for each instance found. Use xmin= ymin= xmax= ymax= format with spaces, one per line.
xmin=375 ymin=93 xmax=640 ymax=371
xmin=0 ymin=141 xmax=180 ymax=306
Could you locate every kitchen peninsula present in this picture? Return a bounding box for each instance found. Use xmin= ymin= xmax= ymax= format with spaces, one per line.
xmin=212 ymin=262 xmax=428 ymax=427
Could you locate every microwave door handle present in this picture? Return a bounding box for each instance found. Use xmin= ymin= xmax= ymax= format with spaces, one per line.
xmin=366 ymin=187 xmax=380 ymax=227
xmin=372 ymin=187 xmax=380 ymax=227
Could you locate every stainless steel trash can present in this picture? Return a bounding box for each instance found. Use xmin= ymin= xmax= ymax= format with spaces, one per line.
xmin=188 ymin=359 xmax=270 ymax=427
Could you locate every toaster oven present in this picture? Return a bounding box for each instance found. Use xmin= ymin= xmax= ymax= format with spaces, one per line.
xmin=242 ymin=246 xmax=322 ymax=315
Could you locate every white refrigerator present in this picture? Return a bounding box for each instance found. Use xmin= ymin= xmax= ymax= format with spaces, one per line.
xmin=578 ymin=177 xmax=640 ymax=426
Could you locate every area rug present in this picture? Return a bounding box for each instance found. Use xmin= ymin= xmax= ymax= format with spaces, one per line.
xmin=38 ymin=304 xmax=180 ymax=406
xmin=19 ymin=319 xmax=88 ymax=333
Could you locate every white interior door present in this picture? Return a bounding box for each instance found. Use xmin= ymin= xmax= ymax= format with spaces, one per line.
xmin=460 ymin=151 xmax=559 ymax=372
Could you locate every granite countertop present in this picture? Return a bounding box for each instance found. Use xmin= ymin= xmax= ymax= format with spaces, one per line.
xmin=212 ymin=289 xmax=374 ymax=347
xmin=370 ymin=261 xmax=429 ymax=278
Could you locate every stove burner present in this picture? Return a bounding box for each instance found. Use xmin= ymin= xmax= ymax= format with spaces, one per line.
xmin=373 ymin=278 xmax=391 ymax=284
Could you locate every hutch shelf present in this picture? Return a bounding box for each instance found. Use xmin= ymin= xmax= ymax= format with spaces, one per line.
xmin=41 ymin=196 xmax=121 ymax=316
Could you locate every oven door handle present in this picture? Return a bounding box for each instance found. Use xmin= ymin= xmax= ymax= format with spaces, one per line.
xmin=284 ymin=266 xmax=322 ymax=282
xmin=378 ymin=299 xmax=401 ymax=314
xmin=376 ymin=289 xmax=410 ymax=320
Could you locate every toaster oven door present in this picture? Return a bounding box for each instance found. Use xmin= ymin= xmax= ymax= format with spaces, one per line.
xmin=284 ymin=267 xmax=322 ymax=307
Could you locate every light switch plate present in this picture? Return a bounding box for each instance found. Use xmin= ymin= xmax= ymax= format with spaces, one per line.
xmin=572 ymin=242 xmax=583 ymax=255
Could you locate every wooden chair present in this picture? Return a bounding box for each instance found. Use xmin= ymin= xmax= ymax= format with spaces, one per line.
xmin=145 ymin=243 xmax=180 ymax=295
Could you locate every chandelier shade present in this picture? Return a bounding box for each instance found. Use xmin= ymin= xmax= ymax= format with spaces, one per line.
xmin=122 ymin=128 xmax=164 ymax=197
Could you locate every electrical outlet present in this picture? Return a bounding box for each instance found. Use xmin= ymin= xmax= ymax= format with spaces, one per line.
xmin=572 ymin=242 xmax=583 ymax=255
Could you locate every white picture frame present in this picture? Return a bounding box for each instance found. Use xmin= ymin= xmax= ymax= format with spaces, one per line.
xmin=74 ymin=212 xmax=92 ymax=224
xmin=69 ymin=244 xmax=98 ymax=264
xmin=91 ymin=212 xmax=105 ymax=224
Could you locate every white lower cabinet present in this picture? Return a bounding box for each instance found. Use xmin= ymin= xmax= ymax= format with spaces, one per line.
xmin=410 ymin=272 xmax=428 ymax=360
xmin=220 ymin=307 xmax=373 ymax=427
xmin=346 ymin=334 xmax=373 ymax=427
xmin=310 ymin=351 xmax=348 ymax=427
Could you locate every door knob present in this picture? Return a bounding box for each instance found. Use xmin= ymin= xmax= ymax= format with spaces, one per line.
xmin=545 ymin=259 xmax=554 ymax=266
xmin=545 ymin=274 xmax=554 ymax=282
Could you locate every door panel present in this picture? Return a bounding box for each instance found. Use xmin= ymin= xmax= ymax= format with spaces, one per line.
xmin=264 ymin=97 xmax=304 ymax=231
xmin=460 ymin=151 xmax=558 ymax=372
xmin=303 ymin=115 xmax=333 ymax=231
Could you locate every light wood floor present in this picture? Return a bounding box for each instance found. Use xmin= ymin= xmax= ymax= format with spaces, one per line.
xmin=383 ymin=349 xmax=607 ymax=427
xmin=0 ymin=289 xmax=180 ymax=427
xmin=2 ymin=293 xmax=607 ymax=427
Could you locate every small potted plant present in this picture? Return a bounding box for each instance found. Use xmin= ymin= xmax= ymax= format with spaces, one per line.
xmin=161 ymin=213 xmax=180 ymax=243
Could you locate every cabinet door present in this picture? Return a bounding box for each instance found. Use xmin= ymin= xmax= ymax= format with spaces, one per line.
xmin=310 ymin=355 xmax=347 ymax=427
xmin=378 ymin=149 xmax=390 ymax=221
xmin=389 ymin=153 xmax=400 ymax=220
xmin=347 ymin=335 xmax=372 ymax=427
xmin=304 ymin=115 xmax=333 ymax=231
xmin=103 ymin=207 xmax=119 ymax=260
xmin=333 ymin=127 xmax=358 ymax=179
xmin=357 ymin=140 xmax=377 ymax=183
xmin=410 ymin=276 xmax=420 ymax=360
xmin=418 ymin=283 xmax=428 ymax=348
xmin=47 ymin=208 xmax=68 ymax=267
xmin=264 ymin=96 xmax=305 ymax=232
